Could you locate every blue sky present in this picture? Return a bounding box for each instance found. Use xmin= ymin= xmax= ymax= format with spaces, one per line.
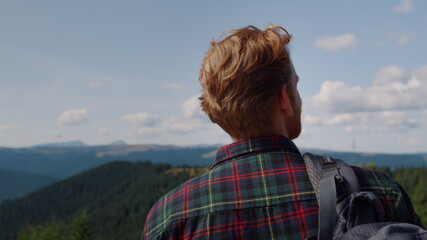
xmin=1 ymin=0 xmax=426 ymax=153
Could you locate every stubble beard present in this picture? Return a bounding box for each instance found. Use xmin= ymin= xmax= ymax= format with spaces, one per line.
xmin=288 ymin=96 xmax=302 ymax=140
xmin=288 ymin=113 xmax=301 ymax=140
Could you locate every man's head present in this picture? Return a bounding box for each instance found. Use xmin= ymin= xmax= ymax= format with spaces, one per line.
xmin=199 ymin=25 xmax=301 ymax=140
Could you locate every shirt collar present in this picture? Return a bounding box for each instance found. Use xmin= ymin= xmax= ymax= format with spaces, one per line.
xmin=212 ymin=135 xmax=301 ymax=169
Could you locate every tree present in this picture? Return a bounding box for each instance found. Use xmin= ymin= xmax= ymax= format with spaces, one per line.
xmin=17 ymin=222 xmax=67 ymax=240
xmin=70 ymin=209 xmax=92 ymax=240
xmin=16 ymin=210 xmax=92 ymax=240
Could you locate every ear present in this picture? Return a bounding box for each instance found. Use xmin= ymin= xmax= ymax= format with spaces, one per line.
xmin=279 ymin=84 xmax=294 ymax=117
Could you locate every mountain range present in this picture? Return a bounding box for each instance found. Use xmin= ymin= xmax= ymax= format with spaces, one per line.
xmin=0 ymin=141 xmax=426 ymax=204
xmin=0 ymin=143 xmax=219 ymax=179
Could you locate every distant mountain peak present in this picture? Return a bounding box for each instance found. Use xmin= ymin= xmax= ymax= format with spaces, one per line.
xmin=31 ymin=140 xmax=87 ymax=148
xmin=109 ymin=140 xmax=127 ymax=146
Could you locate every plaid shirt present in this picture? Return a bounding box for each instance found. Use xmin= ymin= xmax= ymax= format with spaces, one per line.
xmin=142 ymin=135 xmax=423 ymax=240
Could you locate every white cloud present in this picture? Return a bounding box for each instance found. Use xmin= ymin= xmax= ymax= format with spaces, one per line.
xmin=322 ymin=113 xmax=369 ymax=126
xmin=161 ymin=83 xmax=184 ymax=91
xmin=120 ymin=112 xmax=160 ymax=126
xmin=362 ymin=111 xmax=419 ymax=132
xmin=406 ymin=137 xmax=421 ymax=145
xmin=162 ymin=117 xmax=203 ymax=134
xmin=315 ymin=34 xmax=357 ymax=51
xmin=397 ymin=137 xmax=421 ymax=146
xmin=99 ymin=127 xmax=114 ymax=136
xmin=394 ymin=0 xmax=413 ymax=13
xmin=136 ymin=117 xmax=202 ymax=137
xmin=388 ymin=32 xmax=416 ymax=45
xmin=57 ymin=108 xmax=91 ymax=126
xmin=0 ymin=125 xmax=21 ymax=132
xmin=183 ymin=96 xmax=203 ymax=118
xmin=306 ymin=65 xmax=427 ymax=113
xmin=303 ymin=114 xmax=321 ymax=125
xmin=131 ymin=96 xmax=207 ymax=137
xmin=344 ymin=125 xmax=356 ymax=133
xmin=161 ymin=96 xmax=206 ymax=134
xmin=88 ymin=82 xmax=101 ymax=88
xmin=305 ymin=111 xmax=420 ymax=133
xmin=373 ymin=65 xmax=408 ymax=86
xmin=162 ymin=96 xmax=207 ymax=134
xmin=50 ymin=131 xmax=62 ymax=139
xmin=396 ymin=33 xmax=416 ymax=45
xmin=413 ymin=64 xmax=427 ymax=79
xmin=137 ymin=126 xmax=163 ymax=137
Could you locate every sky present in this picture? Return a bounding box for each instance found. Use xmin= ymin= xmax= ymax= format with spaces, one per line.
xmin=0 ymin=0 xmax=426 ymax=153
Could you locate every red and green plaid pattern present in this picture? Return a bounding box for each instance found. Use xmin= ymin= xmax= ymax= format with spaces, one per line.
xmin=142 ymin=136 xmax=422 ymax=240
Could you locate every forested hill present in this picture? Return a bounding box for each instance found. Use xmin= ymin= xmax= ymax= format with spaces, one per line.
xmin=0 ymin=161 xmax=425 ymax=240
xmin=0 ymin=161 xmax=207 ymax=240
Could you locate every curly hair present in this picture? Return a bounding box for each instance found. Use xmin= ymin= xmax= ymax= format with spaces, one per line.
xmin=199 ymin=25 xmax=293 ymax=139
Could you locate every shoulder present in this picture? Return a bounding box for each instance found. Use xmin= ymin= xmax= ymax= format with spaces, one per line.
xmin=351 ymin=166 xmax=398 ymax=191
xmin=351 ymin=166 xmax=403 ymax=204
xmin=350 ymin=166 xmax=422 ymax=225
xmin=143 ymin=171 xmax=211 ymax=239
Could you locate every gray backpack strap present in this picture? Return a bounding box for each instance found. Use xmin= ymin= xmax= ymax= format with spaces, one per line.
xmin=303 ymin=153 xmax=322 ymax=202
xmin=303 ymin=153 xmax=361 ymax=240
xmin=304 ymin=153 xmax=338 ymax=240
xmin=332 ymin=158 xmax=361 ymax=196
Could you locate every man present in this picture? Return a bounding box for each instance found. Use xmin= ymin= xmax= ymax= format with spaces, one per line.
xmin=142 ymin=25 xmax=423 ymax=240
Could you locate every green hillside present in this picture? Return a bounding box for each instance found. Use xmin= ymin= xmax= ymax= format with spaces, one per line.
xmin=388 ymin=166 xmax=427 ymax=225
xmin=0 ymin=161 xmax=207 ymax=240
xmin=0 ymin=160 xmax=425 ymax=240
xmin=0 ymin=168 xmax=57 ymax=202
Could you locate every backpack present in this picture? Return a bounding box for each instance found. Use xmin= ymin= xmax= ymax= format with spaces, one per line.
xmin=303 ymin=153 xmax=427 ymax=240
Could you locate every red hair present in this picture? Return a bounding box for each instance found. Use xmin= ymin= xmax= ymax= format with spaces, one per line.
xmin=199 ymin=25 xmax=292 ymax=139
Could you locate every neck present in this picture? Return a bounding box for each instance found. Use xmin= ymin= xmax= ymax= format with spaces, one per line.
xmin=230 ymin=117 xmax=289 ymax=143
xmin=270 ymin=108 xmax=289 ymax=137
